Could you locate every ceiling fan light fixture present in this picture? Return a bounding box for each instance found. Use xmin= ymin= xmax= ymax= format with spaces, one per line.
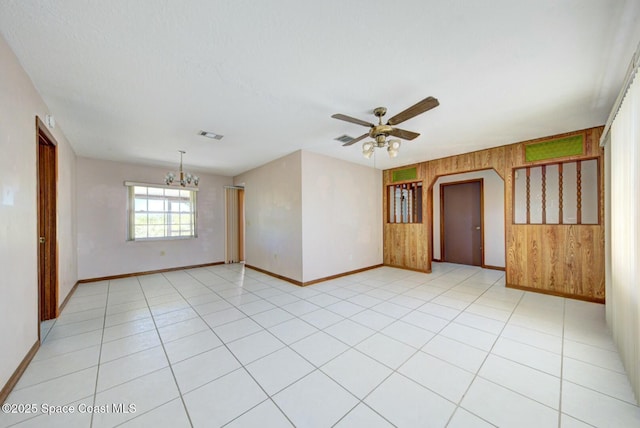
xmin=386 ymin=139 xmax=401 ymax=158
xmin=362 ymin=141 xmax=375 ymax=159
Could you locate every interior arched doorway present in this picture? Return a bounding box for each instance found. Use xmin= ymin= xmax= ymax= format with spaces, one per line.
xmin=429 ymin=169 xmax=505 ymax=270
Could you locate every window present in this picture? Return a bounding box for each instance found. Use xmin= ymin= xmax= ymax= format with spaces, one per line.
xmin=388 ymin=182 xmax=423 ymax=223
xmin=126 ymin=183 xmax=197 ymax=240
xmin=513 ymin=158 xmax=599 ymax=224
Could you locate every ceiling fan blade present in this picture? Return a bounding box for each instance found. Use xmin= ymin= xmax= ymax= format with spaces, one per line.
xmin=342 ymin=133 xmax=369 ymax=146
xmin=386 ymin=96 xmax=439 ymax=126
xmin=388 ymin=128 xmax=420 ymax=140
xmin=331 ymin=114 xmax=374 ymax=128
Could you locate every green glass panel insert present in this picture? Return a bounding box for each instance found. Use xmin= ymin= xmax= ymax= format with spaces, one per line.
xmin=392 ymin=167 xmax=417 ymax=182
xmin=525 ymin=135 xmax=584 ymax=162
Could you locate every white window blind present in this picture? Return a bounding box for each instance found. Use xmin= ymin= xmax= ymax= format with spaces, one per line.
xmin=608 ymin=67 xmax=640 ymax=402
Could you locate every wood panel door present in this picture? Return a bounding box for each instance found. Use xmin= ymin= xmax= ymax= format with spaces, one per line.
xmin=441 ymin=180 xmax=483 ymax=266
xmin=37 ymin=118 xmax=58 ymax=321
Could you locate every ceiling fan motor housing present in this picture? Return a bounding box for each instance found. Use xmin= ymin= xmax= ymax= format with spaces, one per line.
xmin=370 ymin=124 xmax=394 ymax=140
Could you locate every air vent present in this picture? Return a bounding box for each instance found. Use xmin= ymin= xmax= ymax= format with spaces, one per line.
xmin=198 ymin=130 xmax=224 ymax=140
xmin=334 ymin=134 xmax=354 ymax=144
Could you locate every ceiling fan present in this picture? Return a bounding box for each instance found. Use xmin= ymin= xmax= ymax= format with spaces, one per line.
xmin=331 ymin=96 xmax=439 ymax=158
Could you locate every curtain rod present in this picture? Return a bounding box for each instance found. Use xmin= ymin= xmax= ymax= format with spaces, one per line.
xmin=600 ymin=39 xmax=640 ymax=147
xmin=224 ymin=185 xmax=245 ymax=189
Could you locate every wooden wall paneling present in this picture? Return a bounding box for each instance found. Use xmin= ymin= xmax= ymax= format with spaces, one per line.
xmin=383 ymin=163 xmax=431 ymax=272
xmin=563 ymin=225 xmax=581 ymax=295
xmin=541 ymin=226 xmax=562 ymax=293
xmin=383 ymin=126 xmax=605 ymax=302
xmin=580 ymin=226 xmax=605 ymax=299
xmin=506 ymin=226 xmax=525 ymax=285
xmin=504 ymin=146 xmax=515 ymax=287
xmin=526 ymin=226 xmax=542 ymax=289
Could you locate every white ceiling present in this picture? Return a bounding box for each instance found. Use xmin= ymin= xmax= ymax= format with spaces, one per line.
xmin=1 ymin=1 xmax=639 ymax=176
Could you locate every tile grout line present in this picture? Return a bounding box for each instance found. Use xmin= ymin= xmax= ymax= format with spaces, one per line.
xmin=272 ymin=266 xmax=440 ymax=427
xmin=39 ymin=318 xmax=57 ymax=342
xmin=110 ymin=397 xmax=184 ymax=428
xmin=201 ymin=265 xmax=375 ymax=424
xmin=89 ymin=278 xmax=111 ymax=428
xmin=558 ymin=298 xmax=566 ymax=428
xmin=303 ymin=266 xmax=498 ymax=425
xmin=197 ymin=264 xmax=435 ymax=426
xmin=62 ymin=266 xmax=628 ymax=426
xmin=442 ymin=274 xmax=526 ymax=427
xmin=170 ymin=268 xmax=298 ymax=427
xmin=324 ymin=266 xmax=494 ymax=427
xmin=414 ymin=269 xmax=507 ymax=426
xmin=11 ymin=264 xmax=634 ymax=427
xmin=87 ymin=264 xmax=472 ymax=422
xmin=368 ymin=267 xmax=502 ymax=424
xmin=192 ymin=264 xmax=578 ymax=423
xmin=455 ymin=285 xmax=611 ymax=421
xmin=133 ymin=275 xmax=196 ymax=428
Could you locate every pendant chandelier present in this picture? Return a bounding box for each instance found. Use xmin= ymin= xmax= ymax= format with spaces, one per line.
xmin=164 ymin=150 xmax=199 ymax=187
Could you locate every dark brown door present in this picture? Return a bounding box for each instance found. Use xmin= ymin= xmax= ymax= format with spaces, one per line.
xmin=441 ymin=180 xmax=483 ymax=266
xmin=37 ymin=118 xmax=58 ymax=321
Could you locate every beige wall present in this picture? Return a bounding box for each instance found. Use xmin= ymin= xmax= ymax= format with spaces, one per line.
xmin=234 ymin=150 xmax=383 ymax=283
xmin=301 ymin=151 xmax=382 ymax=282
xmin=0 ymin=35 xmax=77 ymax=388
xmin=76 ymin=157 xmax=231 ymax=279
xmin=234 ymin=151 xmax=303 ymax=282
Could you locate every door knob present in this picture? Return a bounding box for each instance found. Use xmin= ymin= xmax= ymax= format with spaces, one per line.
xmin=475 ymin=226 xmax=480 ymax=230
xmin=39 ymin=236 xmax=45 ymax=244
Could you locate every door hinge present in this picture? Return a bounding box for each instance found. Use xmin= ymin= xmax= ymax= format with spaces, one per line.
xmin=39 ymin=236 xmax=45 ymax=244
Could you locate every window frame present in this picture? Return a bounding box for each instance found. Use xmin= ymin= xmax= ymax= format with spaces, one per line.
xmin=511 ymin=157 xmax=600 ymax=225
xmin=125 ymin=181 xmax=198 ymax=241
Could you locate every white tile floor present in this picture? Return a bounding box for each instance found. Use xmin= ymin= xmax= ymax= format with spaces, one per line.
xmin=2 ymin=263 xmax=639 ymax=427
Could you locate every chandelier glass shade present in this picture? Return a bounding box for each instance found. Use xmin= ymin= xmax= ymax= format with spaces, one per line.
xmin=362 ymin=138 xmax=401 ymax=159
xmin=165 ymin=150 xmax=199 ymax=187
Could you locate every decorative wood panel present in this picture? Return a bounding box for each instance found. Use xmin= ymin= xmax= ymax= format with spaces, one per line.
xmin=383 ymin=126 xmax=605 ymax=302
